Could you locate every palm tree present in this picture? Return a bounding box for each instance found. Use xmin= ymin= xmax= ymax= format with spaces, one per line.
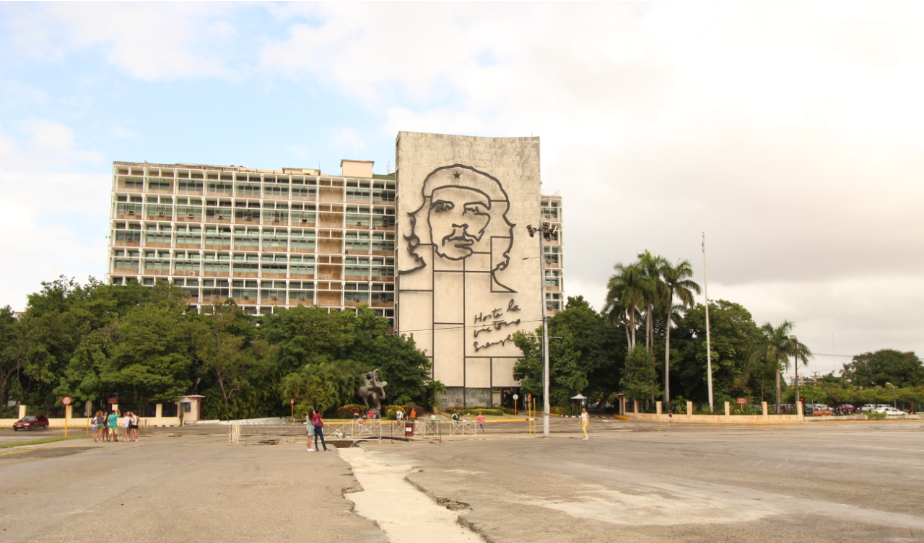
xmin=636 ymin=250 xmax=666 ymax=353
xmin=788 ymin=336 xmax=813 ymax=404
xmin=749 ymin=321 xmax=794 ymax=414
xmin=660 ymin=259 xmax=701 ymax=404
xmin=605 ymin=262 xmax=646 ymax=350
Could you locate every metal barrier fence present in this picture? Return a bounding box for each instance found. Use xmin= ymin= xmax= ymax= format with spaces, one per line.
xmin=228 ymin=419 xmax=442 ymax=446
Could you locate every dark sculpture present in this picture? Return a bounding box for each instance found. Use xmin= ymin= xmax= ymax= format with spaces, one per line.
xmin=358 ymin=370 xmax=387 ymax=416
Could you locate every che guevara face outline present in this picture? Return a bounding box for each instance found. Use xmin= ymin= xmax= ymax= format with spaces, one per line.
xmin=427 ymin=186 xmax=492 ymax=261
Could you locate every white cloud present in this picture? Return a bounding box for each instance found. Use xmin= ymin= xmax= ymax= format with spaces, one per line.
xmin=0 ymin=169 xmax=110 ymax=311
xmin=3 ymin=3 xmax=241 ymax=80
xmin=0 ymin=121 xmax=103 ymax=168
xmin=259 ymin=3 xmax=924 ymax=360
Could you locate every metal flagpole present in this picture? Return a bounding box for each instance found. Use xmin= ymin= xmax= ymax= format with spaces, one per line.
xmin=703 ymin=232 xmax=714 ymax=412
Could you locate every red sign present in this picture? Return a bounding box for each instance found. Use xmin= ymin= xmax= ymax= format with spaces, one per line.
xmin=737 ymin=398 xmax=748 ymax=404
xmin=62 ymin=396 xmax=72 ymax=406
xmin=107 ymin=398 xmax=119 ymax=404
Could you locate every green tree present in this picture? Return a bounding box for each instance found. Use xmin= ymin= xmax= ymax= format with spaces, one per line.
xmin=620 ymin=346 xmax=660 ymax=402
xmin=512 ymin=297 xmax=622 ymax=407
xmin=605 ymin=262 xmax=646 ymax=350
xmin=671 ymin=300 xmax=762 ymax=406
xmin=658 ymin=259 xmax=700 ymax=404
xmin=748 ymin=321 xmax=794 ymax=413
xmin=279 ymin=360 xmax=365 ymax=417
xmin=842 ymin=350 xmax=924 ymax=388
xmin=193 ymin=300 xmax=277 ymax=419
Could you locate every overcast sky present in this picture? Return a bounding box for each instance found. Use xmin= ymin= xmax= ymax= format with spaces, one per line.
xmin=1 ymin=3 xmax=921 ymax=375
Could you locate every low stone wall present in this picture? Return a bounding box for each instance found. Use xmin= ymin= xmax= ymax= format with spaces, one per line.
xmin=625 ymin=401 xmax=804 ymax=424
xmin=630 ymin=412 xmax=804 ymax=424
xmin=1 ymin=416 xmax=182 ymax=428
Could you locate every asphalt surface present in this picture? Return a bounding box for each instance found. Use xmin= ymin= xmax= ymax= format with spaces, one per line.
xmin=0 ymin=433 xmax=385 ymax=543
xmin=3 ymin=419 xmax=924 ymax=543
xmin=363 ymin=419 xmax=924 ymax=542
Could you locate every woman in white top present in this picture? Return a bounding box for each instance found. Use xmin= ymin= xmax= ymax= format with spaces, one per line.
xmin=580 ymin=408 xmax=590 ymax=440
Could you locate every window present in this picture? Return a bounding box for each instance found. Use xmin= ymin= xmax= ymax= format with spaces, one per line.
xmin=546 ymin=292 xmax=562 ymax=311
xmin=371 ymin=233 xmax=395 ymax=252
xmin=176 ymin=226 xmax=202 ymax=245
xmin=179 ymin=179 xmax=203 ymax=192
xmin=115 ymin=230 xmax=142 ymax=243
xmin=232 ymin=280 xmax=258 ymax=300
xmin=544 ymin=246 xmax=561 ymax=265
xmin=290 ymin=256 xmax=315 ymax=276
xmin=289 ymin=281 xmax=314 ymax=301
xmin=545 ymin=270 xmax=561 ymax=288
xmin=290 ymin=229 xmax=316 ymax=250
xmin=262 ymin=229 xmax=288 ymax=250
xmin=345 ymin=232 xmax=370 ymax=251
xmin=236 ymin=183 xmax=261 ymax=196
xmin=291 ymin=187 xmax=316 ymax=198
xmin=202 ymin=279 xmax=229 ymax=299
xmin=371 ymin=257 xmax=394 ymax=278
xmin=149 ymin=179 xmax=170 ymax=191
xmin=233 ymin=228 xmax=260 ymax=248
xmin=345 ymin=257 xmax=370 ymax=277
xmin=264 ymin=185 xmax=289 ymax=198
xmin=372 ymin=189 xmax=395 ymax=202
xmin=204 ymin=227 xmax=232 ymax=246
xmin=124 ymin=177 xmax=144 ymax=189
xmin=203 ymin=253 xmax=231 ymax=273
xmin=346 ymin=188 xmax=370 ymax=201
xmin=174 ymin=252 xmax=200 ymax=272
xmin=232 ymin=254 xmax=259 ymax=274
xmin=260 ymin=255 xmax=287 ymax=274
xmin=260 ymin=280 xmax=287 ymax=301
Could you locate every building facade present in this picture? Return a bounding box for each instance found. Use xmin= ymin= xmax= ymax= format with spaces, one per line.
xmin=106 ymin=132 xmax=563 ymax=407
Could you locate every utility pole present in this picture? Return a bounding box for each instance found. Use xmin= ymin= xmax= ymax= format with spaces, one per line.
xmin=702 ymin=232 xmax=713 ymax=412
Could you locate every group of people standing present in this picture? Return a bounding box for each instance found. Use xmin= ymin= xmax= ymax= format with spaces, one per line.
xmin=91 ymin=410 xmax=139 ymax=442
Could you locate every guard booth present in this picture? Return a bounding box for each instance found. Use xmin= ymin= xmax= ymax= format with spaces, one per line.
xmin=177 ymin=395 xmax=205 ymax=423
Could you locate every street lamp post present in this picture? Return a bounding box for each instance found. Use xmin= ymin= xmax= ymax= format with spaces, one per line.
xmin=791 ymin=335 xmax=800 ymax=405
xmin=526 ymin=221 xmax=552 ymax=438
xmin=886 ymin=382 xmax=897 ymax=409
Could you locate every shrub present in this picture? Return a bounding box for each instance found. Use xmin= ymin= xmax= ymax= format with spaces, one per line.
xmin=461 ymin=408 xmax=505 ymax=416
xmin=382 ymin=405 xmax=404 ymax=419
xmin=866 ymin=412 xmax=886 ymax=420
xmin=337 ymin=404 xmax=366 ymax=419
xmin=550 ymin=407 xmax=566 ymax=416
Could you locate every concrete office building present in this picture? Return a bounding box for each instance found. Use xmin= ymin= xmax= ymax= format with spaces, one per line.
xmin=106 ymin=132 xmax=563 ymax=407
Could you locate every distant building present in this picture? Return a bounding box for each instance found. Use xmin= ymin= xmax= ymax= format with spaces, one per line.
xmin=105 ymin=132 xmax=563 ymax=406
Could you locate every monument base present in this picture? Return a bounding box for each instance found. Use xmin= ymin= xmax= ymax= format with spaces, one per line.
xmin=437 ymin=387 xmax=492 ymax=409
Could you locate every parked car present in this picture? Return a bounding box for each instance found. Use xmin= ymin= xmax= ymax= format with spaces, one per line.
xmin=13 ymin=415 xmax=49 ymax=431
xmin=835 ymin=405 xmax=856 ymax=415
xmin=806 ymin=404 xmax=831 ymax=415
xmin=861 ymin=404 xmax=891 ymax=413
xmin=873 ymin=407 xmax=906 ymax=416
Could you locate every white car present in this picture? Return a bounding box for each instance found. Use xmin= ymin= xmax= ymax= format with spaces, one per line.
xmin=861 ymin=404 xmax=890 ymax=413
xmin=873 ymin=407 xmax=906 ymax=416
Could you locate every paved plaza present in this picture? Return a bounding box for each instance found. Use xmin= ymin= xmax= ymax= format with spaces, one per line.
xmin=2 ymin=419 xmax=923 ymax=542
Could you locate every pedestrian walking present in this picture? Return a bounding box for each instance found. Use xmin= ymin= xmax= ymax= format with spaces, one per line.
xmin=580 ymin=407 xmax=589 ymax=440
xmin=410 ymin=408 xmax=417 ymax=421
xmin=668 ymin=407 xmax=673 ymax=423
xmin=108 ymin=410 xmax=120 ymax=442
xmin=312 ymin=409 xmax=329 ymax=452
xmin=396 ymin=409 xmax=404 ymax=421
xmin=476 ymin=412 xmax=486 ymax=434
xmin=305 ymin=411 xmax=315 ymax=452
xmin=122 ymin=411 xmax=131 ymax=438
